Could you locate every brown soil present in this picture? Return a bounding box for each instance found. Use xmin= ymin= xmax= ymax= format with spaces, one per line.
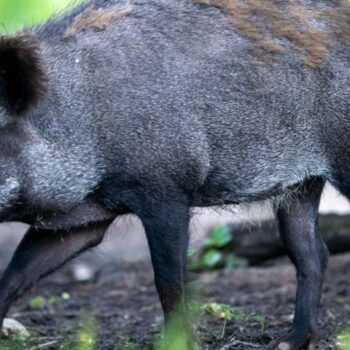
xmin=5 ymin=253 xmax=350 ymax=349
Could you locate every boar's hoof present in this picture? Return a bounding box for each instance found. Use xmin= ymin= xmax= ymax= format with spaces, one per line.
xmin=267 ymin=331 xmax=318 ymax=350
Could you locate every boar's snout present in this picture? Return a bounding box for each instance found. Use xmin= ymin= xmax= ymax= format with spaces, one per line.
xmin=0 ymin=177 xmax=20 ymax=218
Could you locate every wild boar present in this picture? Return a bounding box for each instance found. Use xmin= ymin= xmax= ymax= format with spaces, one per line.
xmin=0 ymin=0 xmax=348 ymax=349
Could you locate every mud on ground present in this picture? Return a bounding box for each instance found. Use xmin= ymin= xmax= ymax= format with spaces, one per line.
xmin=1 ymin=250 xmax=350 ymax=350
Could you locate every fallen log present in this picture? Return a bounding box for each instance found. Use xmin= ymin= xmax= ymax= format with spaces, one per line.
xmin=228 ymin=214 xmax=350 ymax=265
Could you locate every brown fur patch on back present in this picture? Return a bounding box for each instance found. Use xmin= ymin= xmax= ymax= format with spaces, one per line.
xmin=193 ymin=0 xmax=350 ymax=68
xmin=322 ymin=0 xmax=350 ymax=44
xmin=64 ymin=4 xmax=133 ymax=39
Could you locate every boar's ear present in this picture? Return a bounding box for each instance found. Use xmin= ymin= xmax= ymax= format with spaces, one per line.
xmin=0 ymin=33 xmax=48 ymax=115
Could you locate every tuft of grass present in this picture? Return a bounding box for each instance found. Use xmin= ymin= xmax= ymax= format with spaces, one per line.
xmin=202 ymin=303 xmax=265 ymax=339
xmin=0 ymin=337 xmax=31 ymax=350
xmin=3 ymin=300 xmax=265 ymax=349
xmin=75 ymin=316 xmax=98 ymax=350
xmin=112 ymin=339 xmax=141 ymax=350
xmin=153 ymin=312 xmax=199 ymax=350
xmin=29 ymin=292 xmax=71 ymax=310
xmin=337 ymin=329 xmax=350 ymax=350
xmin=61 ymin=315 xmax=98 ymax=350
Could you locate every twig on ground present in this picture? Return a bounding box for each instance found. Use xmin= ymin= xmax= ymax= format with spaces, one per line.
xmin=29 ymin=340 xmax=58 ymax=350
xmin=219 ymin=339 xmax=261 ymax=349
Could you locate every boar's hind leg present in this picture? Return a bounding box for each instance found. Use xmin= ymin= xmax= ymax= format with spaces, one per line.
xmin=0 ymin=221 xmax=111 ymax=328
xmin=269 ymin=177 xmax=328 ymax=350
xmin=132 ymin=193 xmax=193 ymax=348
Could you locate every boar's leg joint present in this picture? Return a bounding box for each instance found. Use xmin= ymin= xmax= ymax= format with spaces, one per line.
xmin=0 ymin=221 xmax=111 ymax=325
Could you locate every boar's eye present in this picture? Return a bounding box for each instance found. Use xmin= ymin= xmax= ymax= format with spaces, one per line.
xmin=0 ymin=33 xmax=48 ymax=115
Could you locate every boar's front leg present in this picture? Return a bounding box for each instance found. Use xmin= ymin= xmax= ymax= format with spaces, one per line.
xmin=132 ymin=193 xmax=193 ymax=349
xmin=269 ymin=178 xmax=329 ymax=350
xmin=0 ymin=221 xmax=112 ymax=328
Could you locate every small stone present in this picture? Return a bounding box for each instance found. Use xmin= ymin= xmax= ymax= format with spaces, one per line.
xmin=2 ymin=318 xmax=30 ymax=338
xmin=277 ymin=342 xmax=291 ymax=350
xmin=72 ymin=263 xmax=95 ymax=282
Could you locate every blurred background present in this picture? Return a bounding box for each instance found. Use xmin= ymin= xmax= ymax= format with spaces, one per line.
xmin=0 ymin=0 xmax=80 ymax=33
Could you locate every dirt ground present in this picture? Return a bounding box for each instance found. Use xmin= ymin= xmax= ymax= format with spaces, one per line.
xmin=1 ymin=248 xmax=350 ymax=350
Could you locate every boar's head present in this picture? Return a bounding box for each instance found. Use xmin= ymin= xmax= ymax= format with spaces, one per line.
xmin=0 ymin=33 xmax=48 ymax=220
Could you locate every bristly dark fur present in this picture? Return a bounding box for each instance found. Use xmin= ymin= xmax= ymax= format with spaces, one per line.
xmin=0 ymin=1 xmax=348 ymax=349
xmin=0 ymin=33 xmax=48 ymax=114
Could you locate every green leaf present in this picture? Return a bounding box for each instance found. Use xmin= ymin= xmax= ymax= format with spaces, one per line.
xmin=204 ymin=226 xmax=232 ymax=248
xmin=202 ymin=250 xmax=222 ymax=268
xmin=29 ymin=296 xmax=46 ymax=309
xmin=48 ymin=296 xmax=58 ymax=306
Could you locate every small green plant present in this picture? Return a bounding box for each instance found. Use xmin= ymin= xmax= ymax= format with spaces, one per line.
xmin=74 ymin=316 xmax=98 ymax=350
xmin=202 ymin=303 xmax=265 ymax=339
xmin=0 ymin=325 xmax=39 ymax=350
xmin=112 ymin=339 xmax=140 ymax=350
xmin=188 ymin=226 xmax=246 ymax=271
xmin=6 ymin=300 xmax=264 ymax=349
xmin=29 ymin=292 xmax=71 ymax=309
xmin=58 ymin=305 xmax=199 ymax=350
xmin=336 ymin=329 xmax=350 ymax=350
xmin=0 ymin=337 xmax=32 ymax=350
xmin=61 ymin=315 xmax=98 ymax=350
xmin=204 ymin=226 xmax=233 ymax=248
xmin=29 ymin=296 xmax=46 ymax=309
